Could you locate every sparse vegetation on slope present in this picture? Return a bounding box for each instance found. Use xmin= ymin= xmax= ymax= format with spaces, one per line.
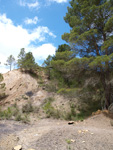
xmin=0 ymin=73 xmax=6 ymax=100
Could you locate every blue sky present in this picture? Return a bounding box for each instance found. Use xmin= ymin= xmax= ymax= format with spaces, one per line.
xmin=0 ymin=0 xmax=70 ymax=73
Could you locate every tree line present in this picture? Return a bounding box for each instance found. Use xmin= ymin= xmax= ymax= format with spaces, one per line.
xmin=44 ymin=0 xmax=113 ymax=110
xmin=5 ymin=48 xmax=37 ymax=72
xmin=3 ymin=0 xmax=113 ymax=110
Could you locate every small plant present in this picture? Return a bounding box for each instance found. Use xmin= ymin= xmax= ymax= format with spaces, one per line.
xmin=0 ymin=74 xmax=3 ymax=82
xmin=43 ymin=97 xmax=61 ymax=119
xmin=21 ymin=114 xmax=30 ymax=123
xmin=0 ymin=107 xmax=13 ymax=119
xmin=22 ymin=95 xmax=28 ymax=100
xmin=15 ymin=113 xmax=22 ymax=121
xmin=22 ymin=102 xmax=34 ymax=113
xmin=66 ymin=139 xmax=71 ymax=144
xmin=0 ymin=93 xmax=7 ymax=100
xmin=45 ymin=83 xmax=57 ymax=92
xmin=0 ymin=104 xmax=30 ymax=123
xmin=0 ymin=83 xmax=5 ymax=89
xmin=57 ymin=88 xmax=79 ymax=98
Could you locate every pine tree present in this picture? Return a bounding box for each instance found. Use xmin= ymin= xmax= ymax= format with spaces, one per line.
xmin=17 ymin=49 xmax=37 ymax=72
xmin=5 ymin=55 xmax=15 ymax=71
xmin=62 ymin=0 xmax=113 ymax=109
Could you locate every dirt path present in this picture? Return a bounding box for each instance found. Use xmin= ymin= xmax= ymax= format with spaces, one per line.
xmin=0 ymin=114 xmax=113 ymax=150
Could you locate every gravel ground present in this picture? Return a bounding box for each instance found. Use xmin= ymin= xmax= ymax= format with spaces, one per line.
xmin=0 ymin=114 xmax=113 ymax=150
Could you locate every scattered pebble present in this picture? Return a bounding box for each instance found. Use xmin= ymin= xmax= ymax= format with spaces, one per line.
xmin=68 ymin=121 xmax=75 ymax=125
xmin=71 ymin=139 xmax=75 ymax=143
xmin=13 ymin=145 xmax=22 ymax=150
xmin=91 ymin=133 xmax=94 ymax=135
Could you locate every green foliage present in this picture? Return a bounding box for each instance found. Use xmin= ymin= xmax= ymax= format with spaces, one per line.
xmin=17 ymin=48 xmax=26 ymax=68
xmin=18 ymin=48 xmax=37 ymax=72
xmin=0 ymin=74 xmax=3 ymax=82
xmin=15 ymin=114 xmax=23 ymax=121
xmin=56 ymin=44 xmax=71 ymax=52
xmin=61 ymin=0 xmax=113 ymax=109
xmin=57 ymin=88 xmax=79 ymax=98
xmin=22 ymin=102 xmax=34 ymax=113
xmin=0 ymin=104 xmax=30 ymax=123
xmin=66 ymin=139 xmax=71 ymax=144
xmin=15 ymin=114 xmax=29 ymax=123
xmin=43 ymin=97 xmax=61 ymax=119
xmin=0 ymin=83 xmax=5 ymax=89
xmin=45 ymin=82 xmax=58 ymax=92
xmin=0 ymin=107 xmax=12 ymax=119
xmin=0 ymin=74 xmax=6 ymax=100
xmin=0 ymin=93 xmax=6 ymax=100
xmin=42 ymin=97 xmax=85 ymax=121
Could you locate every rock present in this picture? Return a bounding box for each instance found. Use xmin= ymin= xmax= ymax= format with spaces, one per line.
xmin=27 ymin=149 xmax=35 ymax=150
xmin=108 ymin=103 xmax=113 ymax=114
xmin=92 ymin=109 xmax=102 ymax=115
xmin=68 ymin=121 xmax=74 ymax=125
xmin=91 ymin=133 xmax=94 ymax=135
xmin=78 ymin=130 xmax=82 ymax=133
xmin=13 ymin=145 xmax=22 ymax=150
xmin=70 ymin=139 xmax=75 ymax=142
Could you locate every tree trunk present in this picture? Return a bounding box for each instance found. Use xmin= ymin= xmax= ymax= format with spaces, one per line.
xmin=10 ymin=64 xmax=11 ymax=71
xmin=100 ymin=71 xmax=111 ymax=109
xmin=105 ymin=84 xmax=111 ymax=109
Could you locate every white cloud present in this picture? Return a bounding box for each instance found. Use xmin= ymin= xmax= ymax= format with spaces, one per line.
xmin=31 ymin=43 xmax=56 ymax=61
xmin=19 ymin=0 xmax=40 ymax=9
xmin=24 ymin=16 xmax=39 ymax=25
xmin=48 ymin=0 xmax=68 ymax=3
xmin=0 ymin=66 xmax=9 ymax=74
xmin=0 ymin=13 xmax=56 ymax=73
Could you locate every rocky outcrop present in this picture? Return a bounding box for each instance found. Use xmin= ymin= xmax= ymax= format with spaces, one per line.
xmin=108 ymin=103 xmax=113 ymax=114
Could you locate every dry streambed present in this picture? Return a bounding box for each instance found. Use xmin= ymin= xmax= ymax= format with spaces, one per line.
xmin=0 ymin=114 xmax=113 ymax=150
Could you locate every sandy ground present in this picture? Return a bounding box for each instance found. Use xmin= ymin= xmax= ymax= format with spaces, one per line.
xmin=0 ymin=114 xmax=113 ymax=150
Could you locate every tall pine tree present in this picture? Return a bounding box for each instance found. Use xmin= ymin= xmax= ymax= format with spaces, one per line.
xmin=62 ymin=0 xmax=113 ymax=109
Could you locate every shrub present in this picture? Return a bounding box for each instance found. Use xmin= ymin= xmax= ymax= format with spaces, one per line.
xmin=0 ymin=107 xmax=13 ymax=119
xmin=0 ymin=83 xmax=5 ymax=89
xmin=0 ymin=93 xmax=7 ymax=100
xmin=22 ymin=102 xmax=34 ymax=113
xmin=57 ymin=88 xmax=79 ymax=98
xmin=66 ymin=139 xmax=71 ymax=144
xmin=15 ymin=113 xmax=23 ymax=121
xmin=43 ymin=97 xmax=61 ymax=119
xmin=45 ymin=82 xmax=57 ymax=92
xmin=0 ymin=74 xmax=3 ymax=82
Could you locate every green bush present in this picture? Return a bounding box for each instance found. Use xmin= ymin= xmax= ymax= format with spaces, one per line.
xmin=0 ymin=104 xmax=30 ymax=123
xmin=15 ymin=114 xmax=29 ymax=123
xmin=0 ymin=74 xmax=3 ymax=82
xmin=15 ymin=113 xmax=23 ymax=121
xmin=45 ymin=82 xmax=57 ymax=92
xmin=0 ymin=93 xmax=7 ymax=100
xmin=57 ymin=88 xmax=79 ymax=98
xmin=0 ymin=83 xmax=5 ymax=89
xmin=43 ymin=97 xmax=61 ymax=119
xmin=22 ymin=102 xmax=34 ymax=113
xmin=0 ymin=107 xmax=13 ymax=119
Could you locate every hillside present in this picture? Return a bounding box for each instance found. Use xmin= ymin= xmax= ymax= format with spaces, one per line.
xmin=0 ymin=69 xmax=113 ymax=150
xmin=1 ymin=69 xmax=38 ymax=106
xmin=0 ymin=69 xmax=73 ymax=120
